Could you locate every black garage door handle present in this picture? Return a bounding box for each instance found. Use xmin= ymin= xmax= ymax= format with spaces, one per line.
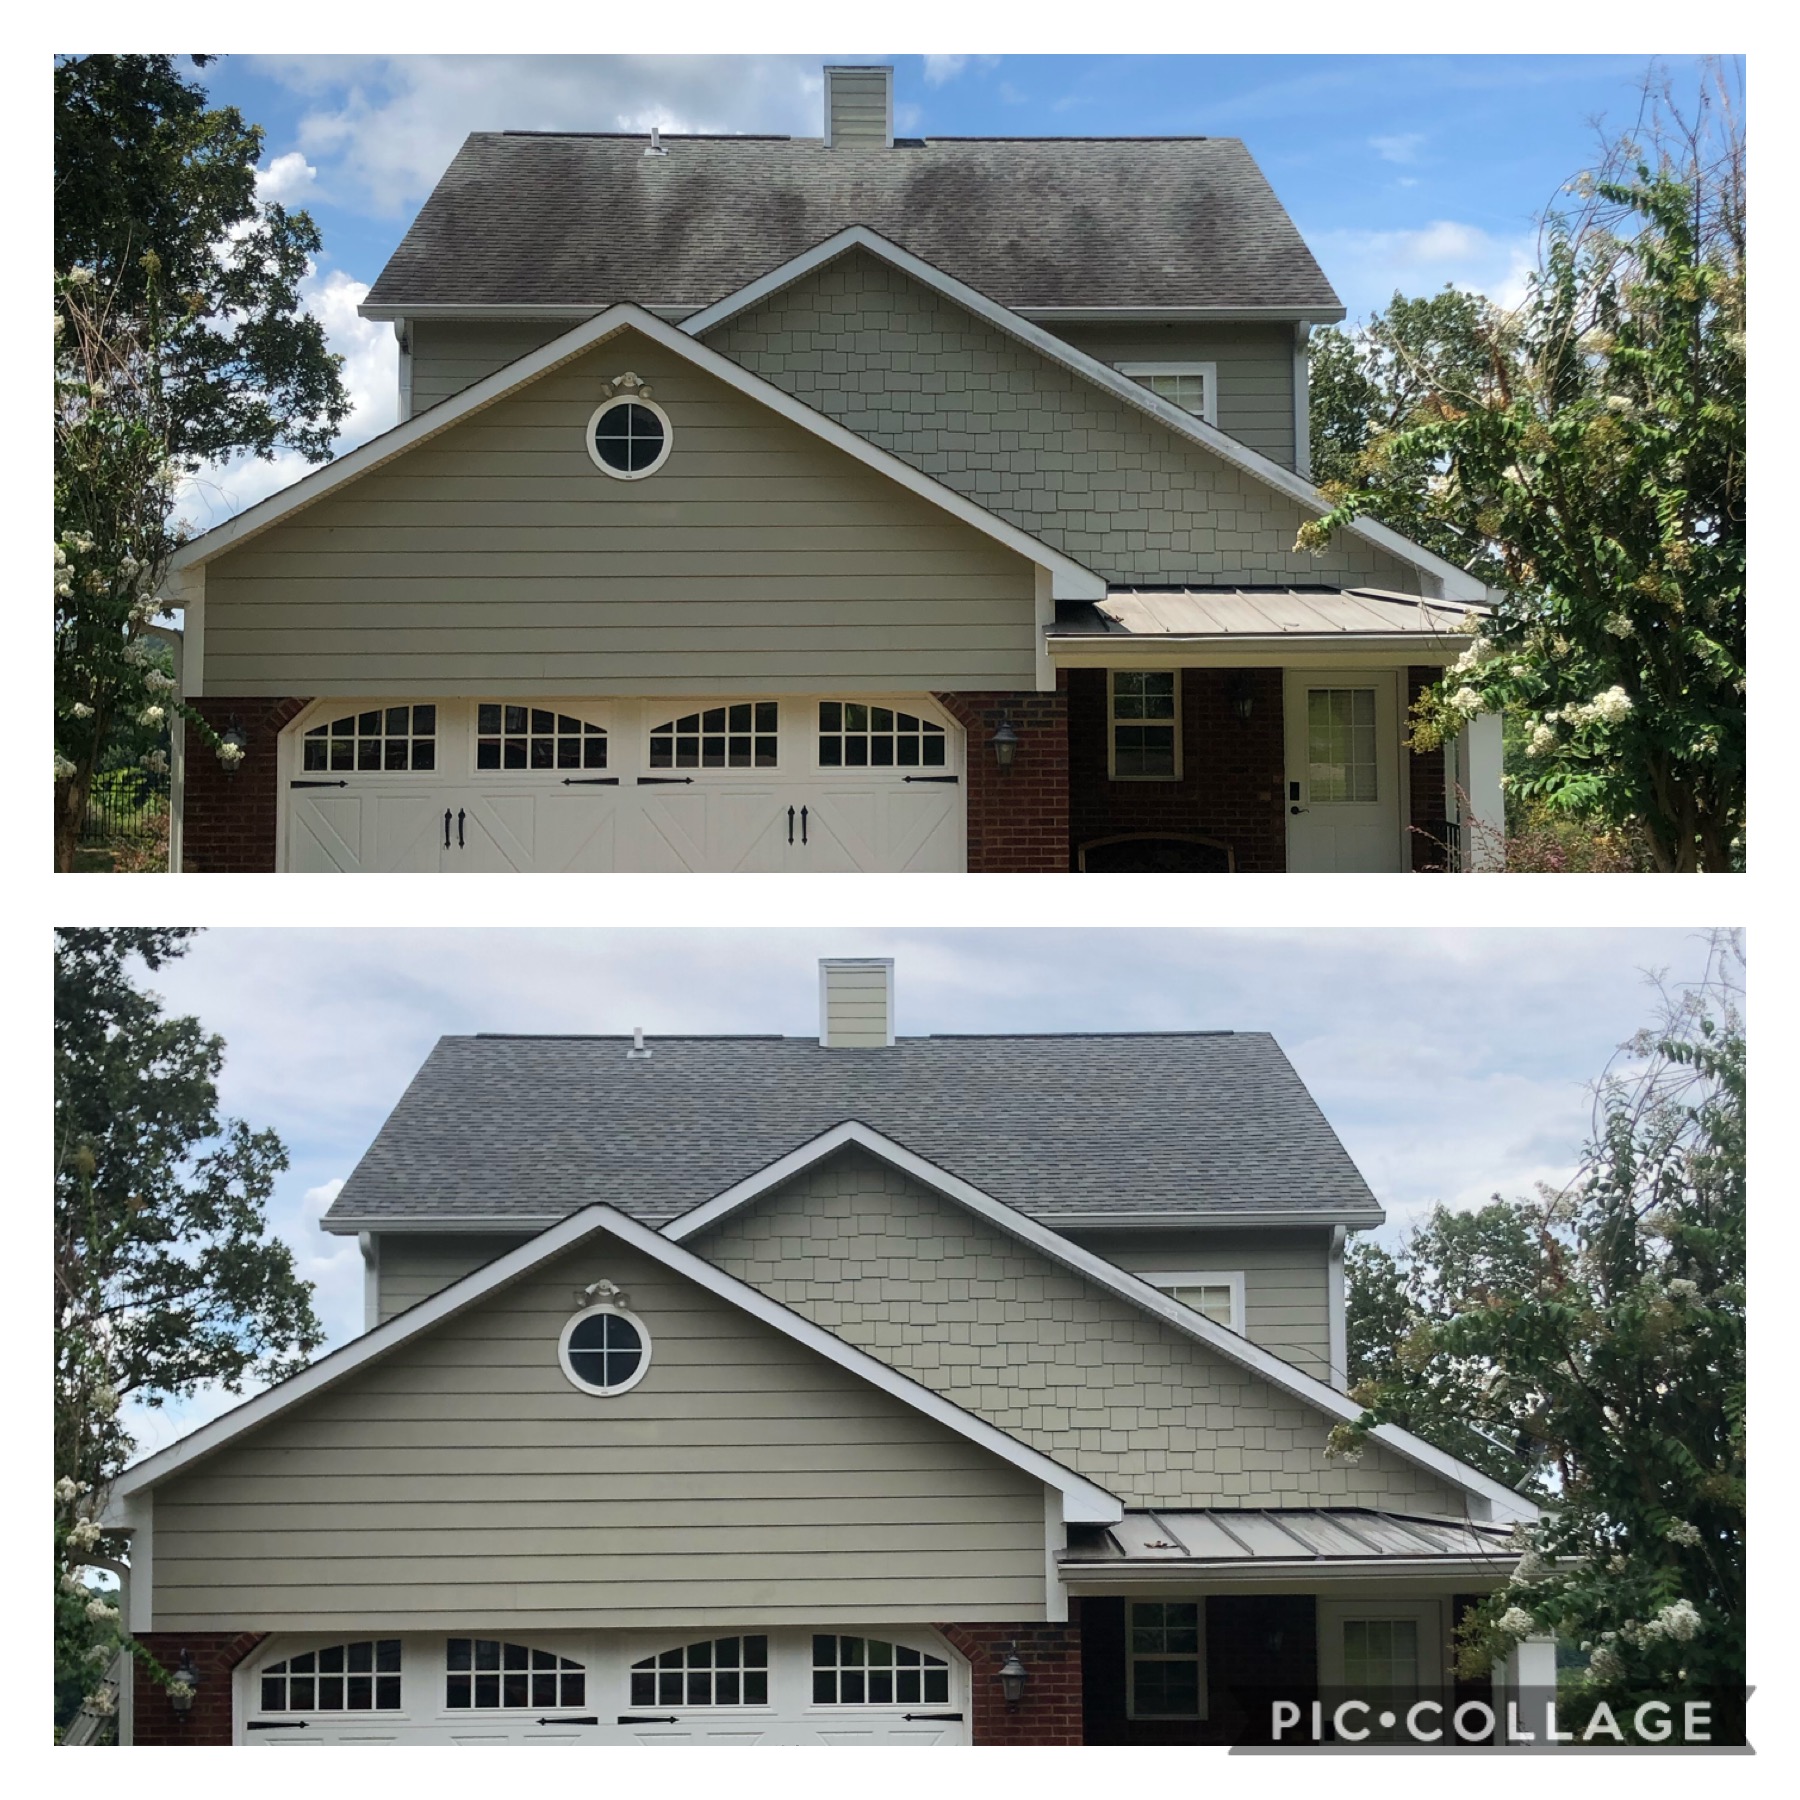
xmin=443 ymin=808 xmax=452 ymax=848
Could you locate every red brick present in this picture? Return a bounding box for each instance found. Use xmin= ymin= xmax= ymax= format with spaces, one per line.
xmin=936 ymin=1619 xmax=1084 ymax=1745
xmin=132 ymin=1631 xmax=267 ymax=1745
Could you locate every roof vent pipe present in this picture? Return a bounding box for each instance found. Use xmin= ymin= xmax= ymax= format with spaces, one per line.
xmin=823 ymin=66 xmax=894 ymax=148
xmin=819 ymin=958 xmax=895 ymax=1048
xmin=627 ymin=1026 xmax=653 ymax=1059
xmin=644 ymin=126 xmax=668 ymax=158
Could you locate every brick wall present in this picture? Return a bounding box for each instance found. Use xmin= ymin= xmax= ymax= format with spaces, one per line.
xmin=1406 ymin=666 xmax=1452 ymax=871
xmin=938 ymin=1620 xmax=1083 ymax=1745
xmin=933 ymin=688 xmax=1070 ymax=873
xmin=182 ymin=697 xmax=311 ymax=873
xmin=131 ymin=1631 xmax=266 ymax=1745
xmin=1066 ymin=665 xmax=1286 ymax=871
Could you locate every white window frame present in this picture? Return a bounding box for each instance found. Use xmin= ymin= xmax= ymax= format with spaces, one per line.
xmin=441 ymin=1636 xmax=590 ymax=1715
xmin=1316 ymin=1598 xmax=1449 ymax=1707
xmin=1116 ymin=361 xmax=1219 ymax=427
xmin=585 ymin=393 xmax=674 ymax=481
xmin=645 ymin=698 xmax=783 ymax=776
xmin=1125 ymin=1599 xmax=1208 ymax=1722
xmin=472 ymin=701 xmax=611 ymax=777
xmin=1141 ymin=1270 xmax=1246 ymax=1334
xmin=628 ymin=1634 xmax=775 ymax=1711
xmin=1107 ymin=669 xmax=1183 ymax=782
xmin=557 ymin=1301 xmax=653 ymax=1398
xmin=805 ymin=1631 xmax=957 ymax=1711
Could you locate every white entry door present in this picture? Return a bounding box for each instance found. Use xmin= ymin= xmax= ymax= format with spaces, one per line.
xmin=282 ymin=698 xmax=964 ymax=873
xmin=1283 ymin=671 xmax=1405 ymax=872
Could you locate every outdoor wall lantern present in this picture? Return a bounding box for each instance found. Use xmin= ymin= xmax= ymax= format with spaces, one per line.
xmin=1226 ymin=675 xmax=1255 ymax=723
xmin=216 ymin=719 xmax=249 ymax=772
xmin=168 ymin=1648 xmax=200 ymax=1715
xmin=998 ymin=1649 xmax=1029 ymax=1708
xmin=990 ymin=717 xmax=1020 ymax=771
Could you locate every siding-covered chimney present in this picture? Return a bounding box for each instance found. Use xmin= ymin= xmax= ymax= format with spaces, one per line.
xmin=819 ymin=958 xmax=895 ymax=1047
xmin=824 ymin=65 xmax=894 ymax=148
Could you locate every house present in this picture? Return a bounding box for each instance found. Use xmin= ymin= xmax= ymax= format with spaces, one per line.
xmin=104 ymin=959 xmax=1548 ymax=1746
xmin=166 ymin=64 xmax=1500 ymax=876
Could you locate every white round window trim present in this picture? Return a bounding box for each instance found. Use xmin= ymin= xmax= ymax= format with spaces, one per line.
xmin=557 ymin=1302 xmax=653 ymax=1397
xmin=584 ymin=395 xmax=673 ymax=481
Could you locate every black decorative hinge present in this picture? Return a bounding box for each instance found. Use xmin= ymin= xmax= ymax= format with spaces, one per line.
xmin=289 ymin=779 xmax=348 ymax=788
xmin=636 ymin=776 xmax=694 ymax=785
xmin=542 ymin=1715 xmax=599 ymax=1725
xmin=617 ymin=1714 xmax=681 ymax=1725
xmin=903 ymin=1711 xmax=963 ymax=1722
xmin=902 ymin=774 xmax=959 ymax=784
xmin=562 ymin=776 xmax=619 ymax=785
xmin=247 ymin=1720 xmax=310 ymax=1730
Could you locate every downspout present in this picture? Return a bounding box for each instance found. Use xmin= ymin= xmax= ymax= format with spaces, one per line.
xmin=146 ymin=623 xmax=183 ymax=875
xmin=360 ymin=1232 xmax=381 ymax=1332
xmin=1292 ymin=322 xmax=1313 ymax=478
xmin=1327 ymin=1226 xmax=1347 ymax=1390
xmin=395 ymin=318 xmax=413 ymax=422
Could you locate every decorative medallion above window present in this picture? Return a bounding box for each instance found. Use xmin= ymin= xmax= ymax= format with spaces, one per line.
xmin=557 ymin=1300 xmax=651 ymax=1397
xmin=586 ymin=372 xmax=672 ymax=479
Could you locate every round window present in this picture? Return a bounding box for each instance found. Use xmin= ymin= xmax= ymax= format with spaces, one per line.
xmin=558 ymin=1304 xmax=651 ymax=1396
xmin=585 ymin=396 xmax=672 ymax=480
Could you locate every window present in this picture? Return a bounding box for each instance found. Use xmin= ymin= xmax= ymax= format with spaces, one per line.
xmin=557 ymin=1303 xmax=651 ymax=1397
xmin=302 ymin=706 xmax=436 ymax=773
xmin=1127 ymin=1601 xmax=1205 ymax=1720
xmin=586 ymin=395 xmax=672 ymax=480
xmin=1116 ymin=362 xmax=1217 ymax=425
xmin=1306 ymin=687 xmax=1379 ymax=803
xmin=1341 ymin=1617 xmax=1420 ymax=1691
xmin=446 ymin=1639 xmax=586 ymax=1710
xmin=1145 ymin=1271 xmax=1244 ymax=1333
xmin=811 ymin=1635 xmax=950 ymax=1706
xmin=259 ymin=1640 xmax=402 ymax=1712
xmin=649 ymin=702 xmax=778 ymax=769
xmin=631 ymin=1636 xmax=770 ymax=1708
xmin=1109 ymin=671 xmax=1180 ymax=779
xmin=476 ymin=704 xmax=607 ymax=771
xmin=818 ymin=702 xmax=947 ymax=769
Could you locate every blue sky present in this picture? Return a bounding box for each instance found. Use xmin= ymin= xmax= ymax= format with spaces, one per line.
xmin=174 ymin=52 xmax=1729 ymax=529
xmin=118 ymin=925 xmax=1726 ymax=1458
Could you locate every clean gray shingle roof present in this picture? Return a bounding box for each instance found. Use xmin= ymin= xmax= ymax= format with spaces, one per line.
xmin=363 ymin=133 xmax=1344 ymax=315
xmin=323 ymin=1032 xmax=1381 ymax=1231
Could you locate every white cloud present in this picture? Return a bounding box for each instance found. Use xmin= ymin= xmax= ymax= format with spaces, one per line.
xmin=254 ymin=150 xmax=319 ymax=207
xmin=923 ymin=56 xmax=967 ymax=86
xmin=1308 ymin=217 xmax=1539 ymax=320
xmin=1369 ymin=132 xmax=1425 ymax=165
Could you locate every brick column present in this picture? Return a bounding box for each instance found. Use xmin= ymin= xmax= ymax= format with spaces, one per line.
xmin=937 ymin=1619 xmax=1083 ymax=1745
xmin=131 ymin=1631 xmax=267 ymax=1745
xmin=181 ymin=698 xmax=312 ymax=872
xmin=933 ymin=688 xmax=1070 ymax=873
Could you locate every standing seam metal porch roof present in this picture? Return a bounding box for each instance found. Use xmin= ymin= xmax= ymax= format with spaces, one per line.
xmin=363 ymin=133 xmax=1344 ymax=315
xmin=322 ymin=1032 xmax=1382 ymax=1232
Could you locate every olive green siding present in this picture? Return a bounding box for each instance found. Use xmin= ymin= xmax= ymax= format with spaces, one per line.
xmin=1064 ymin=1227 xmax=1334 ymax=1382
xmin=1042 ymin=319 xmax=1300 ymax=469
xmin=410 ymin=318 xmax=572 ymax=415
xmin=150 ymin=1232 xmax=1051 ymax=1633
xmin=200 ymin=326 xmax=1041 ymax=698
xmin=693 ymin=1148 xmax=1461 ymax=1513
xmin=376 ymin=1233 xmax=533 ymax=1325
xmin=705 ymin=250 xmax=1423 ymax=590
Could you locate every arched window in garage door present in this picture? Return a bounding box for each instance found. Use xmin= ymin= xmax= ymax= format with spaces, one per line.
xmin=475 ymin=704 xmax=608 ymax=771
xmin=257 ymin=1640 xmax=403 ymax=1712
xmin=301 ymin=707 xmax=437 ymax=772
xmin=631 ymin=1635 xmax=770 ymax=1707
xmin=811 ymin=1635 xmax=951 ymax=1705
xmin=648 ymin=703 xmax=779 ymax=769
xmin=445 ymin=1638 xmax=587 ymax=1710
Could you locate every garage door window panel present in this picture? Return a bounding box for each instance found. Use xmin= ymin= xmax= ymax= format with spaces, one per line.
xmin=649 ymin=703 xmax=779 ymax=770
xmin=812 ymin=1635 xmax=950 ymax=1706
xmin=631 ymin=1635 xmax=770 ymax=1707
xmin=445 ymin=1638 xmax=586 ymax=1711
xmin=476 ymin=704 xmax=608 ymax=772
xmin=302 ymin=706 xmax=436 ymax=773
xmin=259 ymin=1640 xmax=402 ymax=1713
xmin=818 ymin=702 xmax=947 ymax=769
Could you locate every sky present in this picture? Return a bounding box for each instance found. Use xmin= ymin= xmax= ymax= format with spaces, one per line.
xmin=115 ymin=924 xmax=1727 ymax=1459
xmin=171 ymin=51 xmax=1728 ymax=531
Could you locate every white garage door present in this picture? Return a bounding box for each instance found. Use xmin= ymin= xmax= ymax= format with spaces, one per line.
xmin=282 ymin=698 xmax=965 ymax=874
xmin=240 ymin=1629 xmax=970 ymax=1746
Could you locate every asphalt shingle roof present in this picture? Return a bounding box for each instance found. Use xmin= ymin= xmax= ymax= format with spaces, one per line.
xmin=364 ymin=133 xmax=1344 ymax=315
xmin=323 ymin=1032 xmax=1381 ymax=1231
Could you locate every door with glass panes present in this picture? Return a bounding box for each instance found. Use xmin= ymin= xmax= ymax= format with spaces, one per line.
xmin=1282 ymin=671 xmax=1404 ymax=872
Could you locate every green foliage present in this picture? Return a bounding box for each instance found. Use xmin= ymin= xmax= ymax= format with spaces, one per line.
xmin=55 ymin=54 xmax=349 ymax=467
xmin=1340 ymin=935 xmax=1744 ymax=1733
xmin=53 ymin=929 xmax=323 ymax=1719
xmin=1299 ymin=69 xmax=1745 ymax=872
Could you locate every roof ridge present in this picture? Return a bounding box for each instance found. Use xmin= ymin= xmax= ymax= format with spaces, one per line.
xmin=462 ymin=1030 xmax=1245 ymax=1042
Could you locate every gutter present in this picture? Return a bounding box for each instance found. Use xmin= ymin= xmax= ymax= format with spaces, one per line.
xmin=1058 ymin=1556 xmax=1514 ymax=1587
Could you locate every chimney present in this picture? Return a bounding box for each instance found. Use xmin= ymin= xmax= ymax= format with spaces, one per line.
xmin=823 ymin=65 xmax=894 ymax=148
xmin=819 ymin=958 xmax=895 ymax=1048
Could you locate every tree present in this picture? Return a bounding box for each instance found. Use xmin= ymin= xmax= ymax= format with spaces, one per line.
xmin=54 ymin=929 xmax=324 ymax=1723
xmin=1336 ymin=934 xmax=1745 ymax=1738
xmin=1299 ymin=65 xmax=1745 ymax=872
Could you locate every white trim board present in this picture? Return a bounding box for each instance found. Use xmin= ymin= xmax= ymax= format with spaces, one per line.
xmin=101 ymin=1198 xmax=1121 ymax=1531
xmin=680 ymin=225 xmax=1483 ymax=602
xmin=157 ymin=299 xmax=1104 ymax=610
xmin=662 ymin=1120 xmax=1537 ymax=1524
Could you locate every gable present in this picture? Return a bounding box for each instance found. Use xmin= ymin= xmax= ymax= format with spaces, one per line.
xmin=704 ymin=247 xmax=1430 ymax=593
xmin=144 ymin=1228 xmax=1053 ymax=1634
xmin=195 ymin=324 xmax=1044 ymax=698
xmin=690 ymin=1145 xmax=1464 ymax=1516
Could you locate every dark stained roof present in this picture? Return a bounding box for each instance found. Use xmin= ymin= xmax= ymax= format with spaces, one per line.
xmin=322 ymin=1032 xmax=1382 ymax=1232
xmin=363 ymin=133 xmax=1344 ymax=316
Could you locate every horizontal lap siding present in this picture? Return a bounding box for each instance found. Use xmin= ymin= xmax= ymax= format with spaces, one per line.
xmin=200 ymin=329 xmax=1040 ymax=697
xmin=152 ymin=1236 xmax=1048 ymax=1633
xmin=695 ymin=1148 xmax=1459 ymax=1514
xmin=377 ymin=1234 xmax=533 ymax=1324
xmin=410 ymin=319 xmax=573 ymax=414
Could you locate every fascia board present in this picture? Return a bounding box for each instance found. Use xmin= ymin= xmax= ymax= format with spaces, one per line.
xmin=1046 ymin=632 xmax=1476 ymax=660
xmin=662 ymin=1120 xmax=1535 ymax=1524
xmin=106 ymin=1196 xmax=1121 ymax=1528
xmin=1058 ymin=1557 xmax=1513 ymax=1587
xmin=320 ymin=1214 xmax=567 ymax=1236
xmin=164 ymin=298 xmax=1103 ymax=602
xmin=682 ymin=225 xmax=1481 ymax=602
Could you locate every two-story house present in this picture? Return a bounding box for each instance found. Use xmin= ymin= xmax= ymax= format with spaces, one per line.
xmin=106 ymin=959 xmax=1545 ymax=1747
xmin=165 ymin=64 xmax=1500 ymax=876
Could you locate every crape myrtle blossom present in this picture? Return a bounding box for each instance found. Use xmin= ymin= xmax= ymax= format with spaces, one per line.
xmin=1495 ymin=1606 xmax=1537 ymax=1639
